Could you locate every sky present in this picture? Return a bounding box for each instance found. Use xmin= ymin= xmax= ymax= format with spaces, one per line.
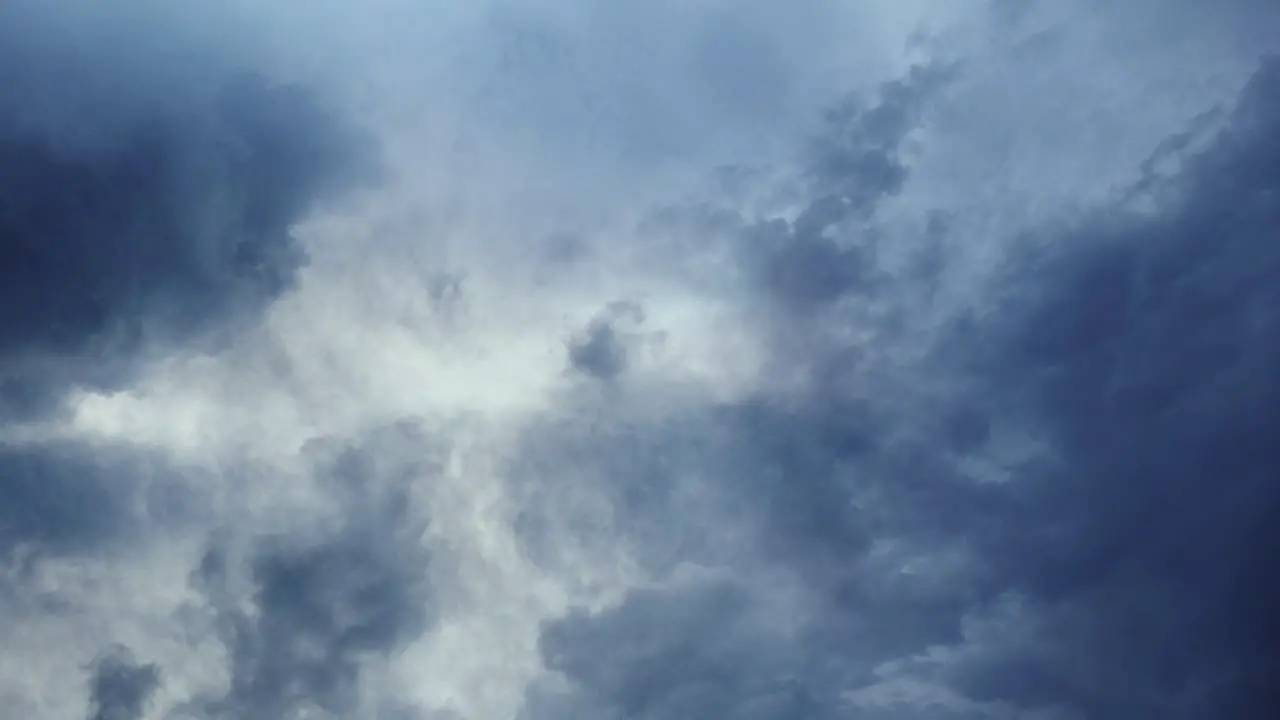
xmin=1 ymin=1 xmax=1278 ymax=718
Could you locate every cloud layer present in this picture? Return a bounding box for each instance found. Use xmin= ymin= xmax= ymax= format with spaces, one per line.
xmin=1 ymin=1 xmax=1277 ymax=719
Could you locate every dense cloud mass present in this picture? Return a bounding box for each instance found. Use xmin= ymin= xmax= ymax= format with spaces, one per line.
xmin=514 ymin=37 xmax=1280 ymax=720
xmin=0 ymin=0 xmax=373 ymax=607
xmin=948 ymin=55 xmax=1280 ymax=717
xmin=0 ymin=2 xmax=373 ymax=417
xmin=1 ymin=1 xmax=1277 ymax=719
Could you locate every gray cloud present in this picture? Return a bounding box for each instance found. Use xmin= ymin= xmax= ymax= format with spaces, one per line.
xmin=566 ymin=302 xmax=646 ymax=382
xmin=524 ymin=575 xmax=832 ymax=720
xmin=935 ymin=54 xmax=1280 ymax=718
xmin=0 ymin=5 xmax=379 ymax=695
xmin=0 ymin=440 xmax=204 ymax=574
xmin=182 ymin=424 xmax=436 ymax=720
xmin=3 ymin=3 xmax=1277 ymax=720
xmin=0 ymin=2 xmax=375 ymax=418
xmin=86 ymin=647 xmax=161 ymax=720
xmin=741 ymin=61 xmax=956 ymax=311
xmin=515 ymin=49 xmax=1280 ymax=720
xmin=0 ymin=446 xmax=142 ymax=557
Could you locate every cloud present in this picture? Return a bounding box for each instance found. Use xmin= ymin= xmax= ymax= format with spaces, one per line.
xmin=0 ymin=441 xmax=199 ymax=562
xmin=523 ymin=573 xmax=829 ymax=720
xmin=451 ymin=0 xmax=941 ymax=174
xmin=3 ymin=2 xmax=1278 ymax=720
xmin=0 ymin=4 xmax=396 ymax=717
xmin=166 ymin=423 xmax=437 ymax=719
xmin=566 ymin=302 xmax=646 ymax=382
xmin=513 ymin=37 xmax=1280 ymax=720
xmin=86 ymin=647 xmax=161 ymax=720
xmin=929 ymin=53 xmax=1280 ymax=718
xmin=736 ymin=61 xmax=956 ymax=311
xmin=0 ymin=1 xmax=375 ymax=418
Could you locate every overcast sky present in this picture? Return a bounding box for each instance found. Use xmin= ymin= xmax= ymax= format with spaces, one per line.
xmin=1 ymin=1 xmax=1278 ymax=719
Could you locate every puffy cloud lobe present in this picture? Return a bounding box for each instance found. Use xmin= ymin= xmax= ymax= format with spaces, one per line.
xmin=566 ymin=302 xmax=645 ymax=382
xmin=87 ymin=647 xmax=161 ymax=720
xmin=568 ymin=320 xmax=628 ymax=381
xmin=184 ymin=424 xmax=437 ymax=720
xmin=0 ymin=3 xmax=375 ymax=417
xmin=0 ymin=423 xmax=436 ymax=719
xmin=804 ymin=63 xmax=955 ymax=211
xmin=742 ymin=62 xmax=955 ymax=310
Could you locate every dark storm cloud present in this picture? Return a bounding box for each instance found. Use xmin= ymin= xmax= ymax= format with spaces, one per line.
xmin=181 ymin=423 xmax=437 ymax=720
xmin=518 ymin=52 xmax=1280 ymax=720
xmin=86 ymin=646 xmax=161 ymax=720
xmin=934 ymin=53 xmax=1280 ymax=719
xmin=0 ymin=0 xmax=374 ymax=617
xmin=0 ymin=2 xmax=375 ymax=418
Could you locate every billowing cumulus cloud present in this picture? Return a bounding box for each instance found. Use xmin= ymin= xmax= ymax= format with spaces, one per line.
xmin=1 ymin=1 xmax=1277 ymax=719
